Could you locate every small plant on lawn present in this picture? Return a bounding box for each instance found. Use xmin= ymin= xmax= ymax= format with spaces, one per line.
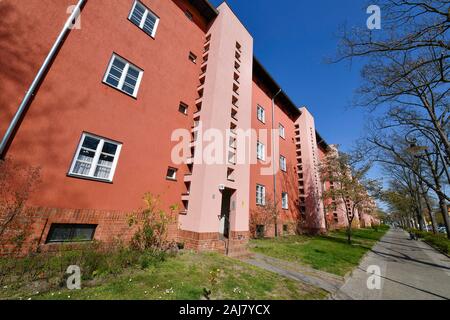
xmin=128 ymin=193 xmax=177 ymax=252
xmin=203 ymin=268 xmax=221 ymax=300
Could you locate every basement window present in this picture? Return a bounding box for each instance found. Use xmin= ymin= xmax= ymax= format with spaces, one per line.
xmin=69 ymin=133 xmax=122 ymax=182
xmin=256 ymin=225 xmax=265 ymax=238
xmin=128 ymin=0 xmax=160 ymax=38
xmin=46 ymin=224 xmax=97 ymax=243
xmin=103 ymin=54 xmax=143 ymax=98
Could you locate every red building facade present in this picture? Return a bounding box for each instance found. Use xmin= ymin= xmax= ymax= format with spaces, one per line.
xmin=0 ymin=0 xmax=370 ymax=256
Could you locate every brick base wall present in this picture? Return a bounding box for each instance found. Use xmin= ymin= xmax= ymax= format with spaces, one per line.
xmin=177 ymin=229 xmax=249 ymax=256
xmin=0 ymin=207 xmax=178 ymax=256
xmin=1 ymin=206 xmax=250 ymax=257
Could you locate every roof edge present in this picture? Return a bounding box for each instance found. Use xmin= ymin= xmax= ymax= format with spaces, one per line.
xmin=253 ymin=57 xmax=301 ymax=117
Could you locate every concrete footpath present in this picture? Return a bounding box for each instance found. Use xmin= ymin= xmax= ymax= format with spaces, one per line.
xmin=334 ymin=228 xmax=450 ymax=300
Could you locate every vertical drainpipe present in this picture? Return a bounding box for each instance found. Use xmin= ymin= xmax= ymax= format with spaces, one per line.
xmin=271 ymin=89 xmax=282 ymax=237
xmin=0 ymin=0 xmax=86 ymax=158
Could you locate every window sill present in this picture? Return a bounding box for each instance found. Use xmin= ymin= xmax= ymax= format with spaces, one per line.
xmin=166 ymin=177 xmax=177 ymax=182
xmin=67 ymin=173 xmax=113 ymax=184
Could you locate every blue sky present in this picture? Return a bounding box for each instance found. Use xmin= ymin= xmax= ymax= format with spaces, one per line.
xmin=210 ymin=0 xmax=372 ymax=154
xmin=210 ymin=0 xmax=386 ymax=188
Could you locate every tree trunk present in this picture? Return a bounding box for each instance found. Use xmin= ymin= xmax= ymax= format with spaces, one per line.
xmin=423 ymin=194 xmax=437 ymax=234
xmin=438 ymin=198 xmax=450 ymax=239
xmin=347 ymin=225 xmax=352 ymax=244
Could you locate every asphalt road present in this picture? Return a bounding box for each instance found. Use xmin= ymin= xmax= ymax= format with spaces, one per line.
xmin=335 ymin=228 xmax=450 ymax=300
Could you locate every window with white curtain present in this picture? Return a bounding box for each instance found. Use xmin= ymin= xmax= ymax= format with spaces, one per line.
xmin=129 ymin=0 xmax=160 ymax=38
xmin=69 ymin=133 xmax=122 ymax=182
xmin=257 ymin=105 xmax=265 ymax=123
xmin=279 ymin=123 xmax=285 ymax=139
xmin=256 ymin=184 xmax=266 ymax=206
xmin=282 ymin=192 xmax=289 ymax=209
xmin=104 ymin=54 xmax=143 ymax=97
xmin=257 ymin=141 xmax=265 ymax=161
xmin=280 ymin=155 xmax=287 ymax=172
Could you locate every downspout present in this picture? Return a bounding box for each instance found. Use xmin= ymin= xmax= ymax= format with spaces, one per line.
xmin=0 ymin=0 xmax=86 ymax=158
xmin=271 ymin=89 xmax=282 ymax=237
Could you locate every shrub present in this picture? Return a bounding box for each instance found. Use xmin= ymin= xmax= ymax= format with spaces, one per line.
xmin=0 ymin=242 xmax=168 ymax=294
xmin=0 ymin=158 xmax=41 ymax=255
xmin=407 ymin=228 xmax=428 ymax=239
xmin=423 ymin=234 xmax=450 ymax=254
xmin=407 ymin=228 xmax=450 ymax=254
xmin=128 ymin=193 xmax=177 ymax=251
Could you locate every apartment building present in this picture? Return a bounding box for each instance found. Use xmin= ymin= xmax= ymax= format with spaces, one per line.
xmin=0 ymin=0 xmax=374 ymax=256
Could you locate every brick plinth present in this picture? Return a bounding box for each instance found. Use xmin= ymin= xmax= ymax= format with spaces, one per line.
xmin=178 ymin=230 xmax=249 ymax=256
xmin=0 ymin=207 xmax=178 ymax=256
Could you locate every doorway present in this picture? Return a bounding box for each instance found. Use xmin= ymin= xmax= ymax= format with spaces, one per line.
xmin=219 ymin=188 xmax=235 ymax=239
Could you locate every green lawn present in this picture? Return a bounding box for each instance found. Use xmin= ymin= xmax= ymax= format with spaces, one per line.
xmin=1 ymin=252 xmax=327 ymax=300
xmin=250 ymin=226 xmax=389 ymax=277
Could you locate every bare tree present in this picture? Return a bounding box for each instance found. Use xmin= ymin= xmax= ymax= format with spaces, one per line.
xmin=335 ymin=1 xmax=449 ymax=209
xmin=0 ymin=158 xmax=41 ymax=254
xmin=359 ymin=128 xmax=450 ymax=237
xmin=319 ymin=151 xmax=381 ymax=244
xmin=336 ymin=0 xmax=449 ymax=86
xmin=250 ymin=195 xmax=280 ymax=239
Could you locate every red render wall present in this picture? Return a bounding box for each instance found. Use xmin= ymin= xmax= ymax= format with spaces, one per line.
xmin=0 ymin=0 xmax=74 ymax=141
xmin=250 ymin=80 xmax=301 ymax=237
xmin=0 ymin=0 xmax=208 ymax=247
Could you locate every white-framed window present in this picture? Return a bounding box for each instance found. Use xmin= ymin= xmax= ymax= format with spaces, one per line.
xmin=69 ymin=133 xmax=122 ymax=182
xmin=166 ymin=167 xmax=177 ymax=180
xmin=103 ymin=54 xmax=143 ymax=98
xmin=256 ymin=184 xmax=266 ymax=206
xmin=257 ymin=105 xmax=265 ymax=123
xmin=257 ymin=141 xmax=265 ymax=161
xmin=279 ymin=123 xmax=285 ymax=139
xmin=280 ymin=155 xmax=287 ymax=172
xmin=282 ymin=192 xmax=288 ymax=209
xmin=128 ymin=0 xmax=160 ymax=38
